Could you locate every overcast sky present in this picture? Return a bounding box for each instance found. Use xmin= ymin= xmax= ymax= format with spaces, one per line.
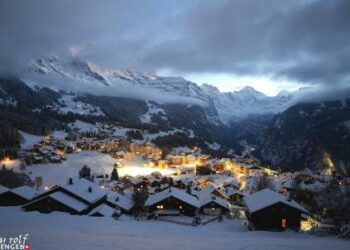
xmin=1 ymin=0 xmax=349 ymax=95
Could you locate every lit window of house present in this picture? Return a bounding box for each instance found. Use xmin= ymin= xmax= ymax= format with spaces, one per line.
xmin=156 ymin=205 xmax=164 ymax=209
xmin=281 ymin=219 xmax=286 ymax=229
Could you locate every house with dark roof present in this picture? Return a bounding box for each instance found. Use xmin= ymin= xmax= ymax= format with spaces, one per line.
xmin=22 ymin=178 xmax=107 ymax=215
xmin=0 ymin=185 xmax=37 ymax=206
xmin=243 ymin=188 xmax=308 ymax=231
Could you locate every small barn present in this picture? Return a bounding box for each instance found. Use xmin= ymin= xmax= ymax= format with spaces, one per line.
xmin=146 ymin=187 xmax=199 ymax=216
xmin=243 ymin=189 xmax=308 ymax=231
xmin=0 ymin=185 xmax=36 ymax=206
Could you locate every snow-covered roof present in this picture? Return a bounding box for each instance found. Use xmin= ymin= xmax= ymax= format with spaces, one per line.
xmin=219 ymin=186 xmax=244 ymax=197
xmin=146 ymin=187 xmax=200 ymax=208
xmin=50 ymin=191 xmax=88 ymax=212
xmin=243 ymin=188 xmax=308 ymax=214
xmin=0 ymin=184 xmax=9 ymax=195
xmin=199 ymin=195 xmax=232 ymax=210
xmin=11 ymin=186 xmax=36 ymax=200
xmin=193 ymin=184 xmax=216 ymax=199
xmin=107 ymin=192 xmax=134 ymax=211
xmin=88 ymin=204 xmax=115 ymax=217
xmin=62 ymin=178 xmax=107 ymax=204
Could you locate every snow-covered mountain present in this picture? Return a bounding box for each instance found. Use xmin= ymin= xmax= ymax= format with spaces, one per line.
xmin=25 ymin=56 xmax=297 ymax=125
xmin=200 ymin=84 xmax=295 ymax=124
xmin=28 ymin=56 xmax=210 ymax=106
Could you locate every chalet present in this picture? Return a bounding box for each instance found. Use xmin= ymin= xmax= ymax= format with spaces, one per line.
xmin=293 ymin=169 xmax=315 ymax=183
xmin=22 ymin=178 xmax=107 ymax=215
xmin=106 ymin=192 xmax=134 ymax=215
xmin=247 ymin=165 xmax=264 ymax=176
xmin=219 ymin=186 xmax=245 ymax=204
xmin=0 ymin=185 xmax=36 ymax=206
xmin=198 ymin=155 xmax=211 ymax=165
xmin=129 ymin=177 xmax=148 ymax=189
xmin=231 ymin=162 xmax=249 ymax=176
xmin=243 ymin=189 xmax=308 ymax=231
xmin=195 ymin=185 xmax=233 ymax=216
xmin=157 ymin=160 xmax=168 ymax=168
xmin=174 ymin=178 xmax=193 ymax=189
xmin=114 ymin=151 xmax=126 ymax=160
xmin=167 ymin=155 xmax=186 ymax=165
xmin=186 ymin=154 xmax=196 ymax=164
xmin=199 ymin=195 xmax=234 ymax=216
xmin=145 ymin=187 xmax=200 ymax=216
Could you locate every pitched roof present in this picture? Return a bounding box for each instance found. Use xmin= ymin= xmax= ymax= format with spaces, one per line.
xmin=0 ymin=184 xmax=9 ymax=195
xmin=62 ymin=178 xmax=107 ymax=204
xmin=243 ymin=188 xmax=308 ymax=214
xmin=219 ymin=186 xmax=244 ymax=197
xmin=145 ymin=187 xmax=200 ymax=208
xmin=11 ymin=186 xmax=36 ymax=200
xmin=199 ymin=195 xmax=232 ymax=210
xmin=88 ymin=204 xmax=115 ymax=217
xmin=107 ymin=192 xmax=134 ymax=211
xmin=50 ymin=191 xmax=88 ymax=212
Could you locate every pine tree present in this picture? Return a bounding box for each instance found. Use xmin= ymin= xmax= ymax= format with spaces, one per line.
xmin=111 ymin=166 xmax=119 ymax=181
xmin=79 ymin=165 xmax=91 ymax=179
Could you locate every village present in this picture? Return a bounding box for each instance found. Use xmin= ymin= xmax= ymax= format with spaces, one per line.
xmin=0 ymin=120 xmax=349 ymax=238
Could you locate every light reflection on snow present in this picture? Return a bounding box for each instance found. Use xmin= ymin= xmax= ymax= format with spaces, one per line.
xmin=117 ymin=166 xmax=176 ymax=177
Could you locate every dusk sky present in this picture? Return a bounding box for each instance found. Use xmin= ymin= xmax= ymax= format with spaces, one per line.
xmin=1 ymin=0 xmax=349 ymax=95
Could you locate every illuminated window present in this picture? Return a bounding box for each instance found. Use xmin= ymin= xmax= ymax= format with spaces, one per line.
xmin=281 ymin=219 xmax=287 ymax=229
xmin=156 ymin=205 xmax=164 ymax=209
xmin=179 ymin=206 xmax=182 ymax=209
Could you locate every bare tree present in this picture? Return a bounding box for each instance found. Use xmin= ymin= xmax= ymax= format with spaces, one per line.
xmin=34 ymin=176 xmax=43 ymax=191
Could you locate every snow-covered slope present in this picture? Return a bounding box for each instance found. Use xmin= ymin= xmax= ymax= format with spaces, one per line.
xmin=27 ymin=56 xmax=209 ymax=106
xmin=1 ymin=207 xmax=349 ymax=250
xmin=24 ymin=55 xmax=297 ymax=124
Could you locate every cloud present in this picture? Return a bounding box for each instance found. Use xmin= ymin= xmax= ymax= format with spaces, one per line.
xmin=1 ymin=0 xmax=349 ymax=89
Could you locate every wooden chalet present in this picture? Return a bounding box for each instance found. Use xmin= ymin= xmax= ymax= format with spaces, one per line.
xmin=0 ymin=185 xmax=36 ymax=206
xmin=145 ymin=187 xmax=200 ymax=216
xmin=22 ymin=178 xmax=107 ymax=215
xmin=243 ymin=189 xmax=308 ymax=231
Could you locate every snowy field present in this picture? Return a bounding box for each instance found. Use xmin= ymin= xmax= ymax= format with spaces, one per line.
xmin=0 ymin=207 xmax=348 ymax=250
xmin=10 ymin=151 xmax=116 ymax=187
xmin=9 ymin=152 xmax=177 ymax=187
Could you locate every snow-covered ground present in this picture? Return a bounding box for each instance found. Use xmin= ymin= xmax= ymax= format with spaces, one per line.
xmin=20 ymin=131 xmax=44 ymax=150
xmin=140 ymin=101 xmax=167 ymax=123
xmin=0 ymin=207 xmax=348 ymax=250
xmin=68 ymin=120 xmax=98 ymax=132
xmin=14 ymin=151 xmax=116 ymax=187
xmin=57 ymin=95 xmax=105 ymax=116
xmin=9 ymin=152 xmax=177 ymax=187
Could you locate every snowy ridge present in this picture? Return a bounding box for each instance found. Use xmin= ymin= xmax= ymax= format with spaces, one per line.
xmin=200 ymin=84 xmax=295 ymax=124
xmin=25 ymin=55 xmax=300 ymax=124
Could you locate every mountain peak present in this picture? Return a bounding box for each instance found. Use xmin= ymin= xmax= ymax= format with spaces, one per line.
xmin=237 ymin=86 xmax=265 ymax=98
xmin=200 ymin=83 xmax=220 ymax=94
